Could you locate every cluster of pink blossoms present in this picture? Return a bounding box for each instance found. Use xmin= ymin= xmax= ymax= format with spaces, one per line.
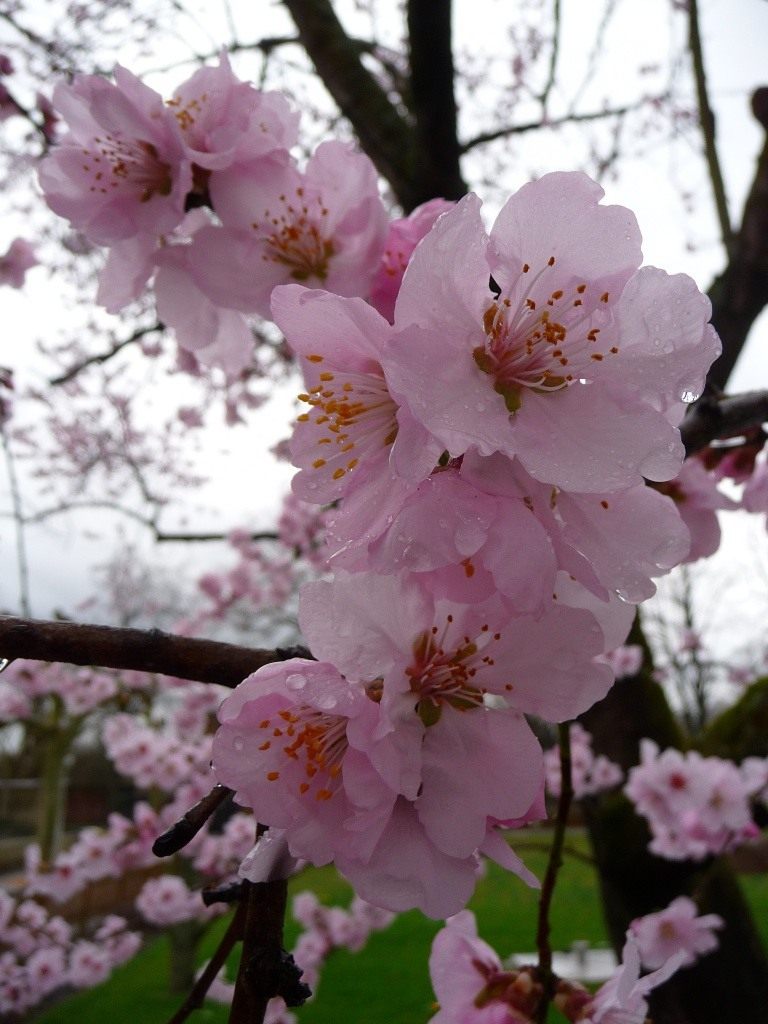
xmin=0 ymin=892 xmax=139 ymax=1016
xmin=208 ymin=152 xmax=723 ymax=922
xmin=624 ymin=740 xmax=762 ymax=860
xmin=212 ymin=171 xmax=719 ymax=914
xmin=38 ymin=57 xmax=721 ymax=919
xmin=38 ymin=55 xmax=450 ymax=378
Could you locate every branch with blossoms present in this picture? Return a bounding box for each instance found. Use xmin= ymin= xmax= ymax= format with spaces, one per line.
xmin=7 ymin=34 xmax=768 ymax=1024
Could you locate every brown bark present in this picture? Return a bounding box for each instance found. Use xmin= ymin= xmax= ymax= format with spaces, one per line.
xmin=0 ymin=615 xmax=308 ymax=687
xmin=282 ymin=0 xmax=467 ymax=210
xmin=706 ymin=88 xmax=768 ymax=391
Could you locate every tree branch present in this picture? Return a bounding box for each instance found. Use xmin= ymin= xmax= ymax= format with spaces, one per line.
xmin=229 ymin=879 xmax=289 ymax=1024
xmin=0 ymin=616 xmax=309 ymax=687
xmin=281 ymin=0 xmax=420 ymax=210
xmin=681 ymin=390 xmax=768 ymax=456
xmin=406 ymin=0 xmax=467 ymax=205
xmin=49 ymin=324 xmax=162 ymax=386
xmin=688 ymin=0 xmax=733 ymax=256
xmin=459 ymin=100 xmax=647 ymax=154
xmin=707 ymin=88 xmax=768 ymax=392
xmin=535 ymin=721 xmax=573 ymax=1023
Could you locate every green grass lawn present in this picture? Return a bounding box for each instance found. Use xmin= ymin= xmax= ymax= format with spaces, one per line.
xmin=34 ymin=832 xmax=768 ymax=1024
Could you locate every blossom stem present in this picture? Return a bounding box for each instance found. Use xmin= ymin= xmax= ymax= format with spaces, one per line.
xmin=535 ymin=721 xmax=574 ymax=1022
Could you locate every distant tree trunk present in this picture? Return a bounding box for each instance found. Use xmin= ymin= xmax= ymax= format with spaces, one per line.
xmin=580 ymin=638 xmax=768 ymax=1024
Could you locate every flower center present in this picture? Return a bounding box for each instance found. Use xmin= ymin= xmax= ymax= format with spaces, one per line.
xmin=88 ymin=136 xmax=173 ymax=202
xmin=473 ymin=257 xmax=618 ymax=412
xmin=258 ymin=706 xmax=348 ymax=801
xmin=297 ymin=359 xmax=398 ymax=483
xmin=405 ymin=617 xmax=503 ymax=727
xmin=259 ymin=188 xmax=335 ymax=281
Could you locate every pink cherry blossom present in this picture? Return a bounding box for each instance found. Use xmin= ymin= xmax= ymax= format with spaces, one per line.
xmin=271 ymin=284 xmax=442 ymax=503
xmin=39 ymin=67 xmax=191 ymax=245
xmin=576 ymin=936 xmax=686 ymax=1023
xmin=0 ymin=238 xmax=37 ymax=288
xmin=428 ymin=910 xmax=540 ymax=1024
xmin=370 ymin=197 xmax=455 ymax=322
xmin=652 ymin=455 xmax=736 ymax=562
xmin=168 ymin=52 xmax=298 ymax=171
xmin=602 ymin=644 xmax=643 ymax=679
xmin=624 ymin=740 xmax=758 ymax=859
xmin=188 ymin=141 xmax=388 ymax=317
xmin=136 ymin=875 xmax=212 ymax=926
xmin=545 ymin=724 xmax=623 ymax=799
xmin=630 ymin=896 xmax=723 ymax=970
xmin=212 ymin=659 xmax=398 ymax=869
xmin=385 ymin=173 xmax=719 ymax=492
xmin=154 ymin=226 xmax=255 ymax=377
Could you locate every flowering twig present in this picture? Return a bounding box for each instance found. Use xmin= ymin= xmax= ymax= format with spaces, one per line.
xmin=0 ymin=615 xmax=308 ymax=686
xmin=535 ymin=721 xmax=573 ymax=1022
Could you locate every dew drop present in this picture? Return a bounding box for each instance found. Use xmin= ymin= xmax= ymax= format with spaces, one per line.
xmin=316 ymin=695 xmax=337 ymax=711
xmin=233 ymin=736 xmax=245 ymax=752
xmin=0 ymin=658 xmax=9 ymax=673
xmin=286 ymin=673 xmax=306 ymax=691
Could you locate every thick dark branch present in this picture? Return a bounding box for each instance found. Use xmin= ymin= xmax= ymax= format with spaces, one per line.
xmin=49 ymin=324 xmax=162 ymax=386
xmin=229 ymin=880 xmax=291 ymax=1024
xmin=406 ymin=0 xmax=467 ymax=205
xmin=460 ymin=101 xmax=643 ymax=154
xmin=0 ymin=616 xmax=302 ymax=687
xmin=707 ymin=89 xmax=768 ymax=391
xmin=681 ymin=390 xmax=768 ymax=455
xmin=282 ymin=0 xmax=419 ymax=210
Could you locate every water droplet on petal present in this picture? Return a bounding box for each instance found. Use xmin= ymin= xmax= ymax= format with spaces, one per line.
xmin=286 ymin=673 xmax=306 ymax=691
xmin=0 ymin=658 xmax=9 ymax=673
xmin=233 ymin=736 xmax=244 ymax=752
xmin=316 ymin=695 xmax=337 ymax=711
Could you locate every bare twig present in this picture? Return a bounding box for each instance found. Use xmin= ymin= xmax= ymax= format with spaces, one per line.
xmin=688 ymin=0 xmax=733 ymax=256
xmin=49 ymin=324 xmax=163 ymax=387
xmin=166 ymin=903 xmax=245 ymax=1024
xmin=537 ymin=0 xmax=561 ymax=115
xmin=535 ymin=722 xmax=573 ymax=1023
xmin=0 ymin=616 xmax=310 ymax=686
xmin=460 ymin=99 xmax=648 ymax=153
xmin=153 ymin=785 xmax=234 ymax=857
